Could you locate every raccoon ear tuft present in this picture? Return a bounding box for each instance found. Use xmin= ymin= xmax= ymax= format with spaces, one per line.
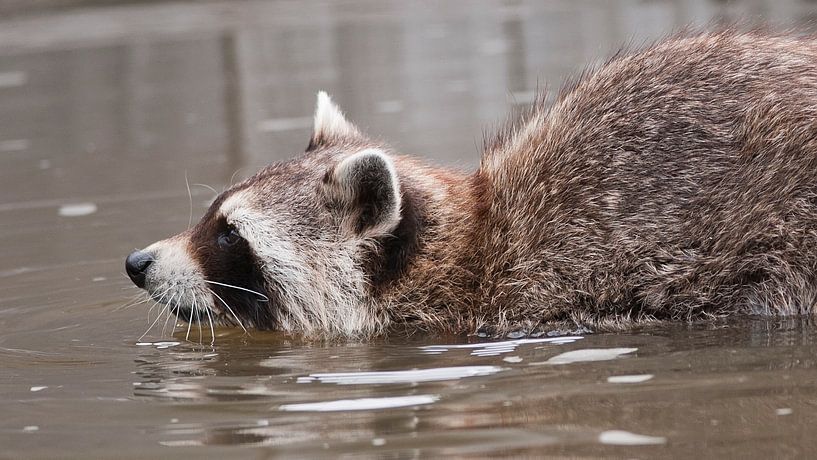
xmin=323 ymin=148 xmax=402 ymax=238
xmin=309 ymin=91 xmax=361 ymax=150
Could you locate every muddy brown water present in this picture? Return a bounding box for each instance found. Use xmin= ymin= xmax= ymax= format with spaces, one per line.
xmin=3 ymin=1 xmax=817 ymax=457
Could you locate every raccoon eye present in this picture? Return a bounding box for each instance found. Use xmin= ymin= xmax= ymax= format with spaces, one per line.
xmin=217 ymin=227 xmax=243 ymax=249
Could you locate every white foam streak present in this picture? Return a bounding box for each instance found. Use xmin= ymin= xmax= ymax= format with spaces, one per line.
xmin=598 ymin=430 xmax=666 ymax=445
xmin=607 ymin=374 xmax=653 ymax=383
xmin=279 ymin=395 xmax=439 ymax=412
xmin=420 ymin=336 xmax=583 ymax=356
xmin=58 ymin=202 xmax=97 ymax=217
xmin=296 ymin=365 xmax=503 ymax=385
xmin=533 ymin=348 xmax=638 ymax=365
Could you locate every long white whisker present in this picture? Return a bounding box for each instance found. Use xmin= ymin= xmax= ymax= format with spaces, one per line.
xmin=138 ymin=287 xmax=174 ymax=340
xmin=185 ymin=302 xmax=194 ymax=342
xmin=195 ymin=296 xmax=202 ymax=345
xmin=116 ymin=294 xmax=149 ymax=312
xmin=146 ymin=293 xmax=163 ymax=328
xmin=185 ymin=171 xmax=193 ymax=230
xmin=204 ymin=301 xmax=216 ymax=346
xmin=209 ymin=288 xmax=248 ymax=334
xmin=146 ymin=300 xmax=155 ymax=323
xmin=145 ymin=286 xmax=173 ymax=319
xmin=161 ymin=292 xmax=178 ymax=337
xmin=228 ymin=169 xmax=242 ymax=187
xmin=203 ymin=280 xmax=269 ymax=301
xmin=140 ymin=302 xmax=169 ymax=342
xmin=193 ymin=183 xmax=218 ymax=195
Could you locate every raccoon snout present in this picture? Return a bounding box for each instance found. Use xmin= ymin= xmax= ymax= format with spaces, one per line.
xmin=125 ymin=250 xmax=153 ymax=288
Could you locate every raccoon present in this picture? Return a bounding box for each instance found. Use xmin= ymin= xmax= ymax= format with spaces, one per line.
xmin=126 ymin=31 xmax=817 ymax=338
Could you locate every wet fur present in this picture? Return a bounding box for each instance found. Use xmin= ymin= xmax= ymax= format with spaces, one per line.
xmin=134 ymin=30 xmax=817 ymax=337
xmin=378 ymin=30 xmax=817 ymax=334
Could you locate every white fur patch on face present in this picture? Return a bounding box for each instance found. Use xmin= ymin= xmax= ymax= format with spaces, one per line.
xmin=219 ymin=189 xmax=384 ymax=336
xmin=142 ymin=238 xmax=214 ymax=317
xmin=313 ymin=91 xmax=360 ymax=140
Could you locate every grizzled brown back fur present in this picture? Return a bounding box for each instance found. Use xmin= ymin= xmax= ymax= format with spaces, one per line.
xmin=377 ymin=31 xmax=817 ymax=334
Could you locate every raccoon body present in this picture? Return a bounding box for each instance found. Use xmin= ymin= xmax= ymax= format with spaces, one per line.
xmin=126 ymin=31 xmax=817 ymax=337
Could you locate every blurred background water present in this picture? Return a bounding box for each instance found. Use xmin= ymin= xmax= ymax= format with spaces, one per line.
xmin=3 ymin=1 xmax=817 ymax=457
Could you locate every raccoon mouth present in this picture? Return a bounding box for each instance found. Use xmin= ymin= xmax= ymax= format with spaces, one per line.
xmin=141 ymin=280 xmax=270 ymax=335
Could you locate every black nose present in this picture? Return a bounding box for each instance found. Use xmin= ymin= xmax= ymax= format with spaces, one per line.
xmin=125 ymin=250 xmax=153 ymax=288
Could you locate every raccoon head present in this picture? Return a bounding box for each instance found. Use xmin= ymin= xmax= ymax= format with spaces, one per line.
xmin=125 ymin=92 xmax=405 ymax=336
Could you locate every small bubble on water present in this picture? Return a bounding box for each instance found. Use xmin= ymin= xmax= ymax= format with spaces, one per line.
xmin=0 ymin=71 xmax=27 ymax=87
xmin=0 ymin=138 xmax=29 ymax=152
xmin=58 ymin=202 xmax=97 ymax=217
xmin=598 ymin=430 xmax=666 ymax=446
xmin=607 ymin=374 xmax=653 ymax=384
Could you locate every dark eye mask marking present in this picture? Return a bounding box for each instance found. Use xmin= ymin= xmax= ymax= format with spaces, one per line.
xmin=188 ymin=202 xmax=277 ymax=329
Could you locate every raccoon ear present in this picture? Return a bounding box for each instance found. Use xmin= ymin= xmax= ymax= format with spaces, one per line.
xmin=323 ymin=148 xmax=402 ymax=238
xmin=309 ymin=91 xmax=362 ymax=150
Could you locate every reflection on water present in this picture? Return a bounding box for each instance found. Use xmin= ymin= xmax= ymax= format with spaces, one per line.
xmin=4 ymin=0 xmax=817 ymax=457
xmin=115 ymin=318 xmax=817 ymax=455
